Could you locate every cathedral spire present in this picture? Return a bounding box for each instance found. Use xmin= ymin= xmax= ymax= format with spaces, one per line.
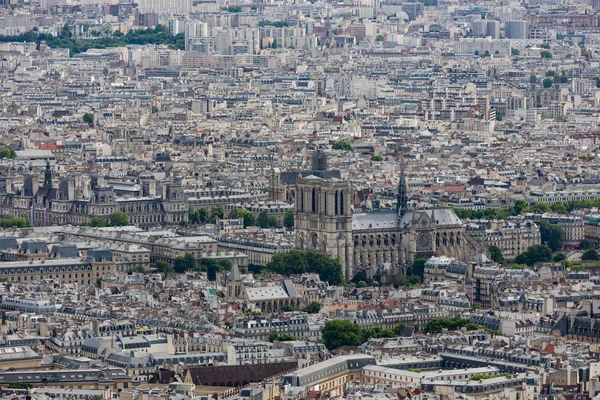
xmin=397 ymin=162 xmax=408 ymax=218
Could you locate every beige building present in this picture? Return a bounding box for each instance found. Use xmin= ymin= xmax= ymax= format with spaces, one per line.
xmin=466 ymin=219 xmax=541 ymax=258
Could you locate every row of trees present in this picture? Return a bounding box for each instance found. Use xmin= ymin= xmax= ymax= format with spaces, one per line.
xmin=155 ymin=255 xmax=232 ymax=280
xmin=322 ymin=320 xmax=407 ymax=350
xmin=189 ymin=206 xmax=293 ymax=229
xmin=81 ymin=211 xmax=129 ymax=227
xmin=0 ymin=24 xmax=184 ymax=56
xmin=424 ymin=317 xmax=480 ymax=334
xmin=454 ymin=199 xmax=568 ymax=221
xmin=266 ymin=250 xmax=344 ymax=285
xmin=0 ymin=217 xmax=30 ymax=228
xmin=455 ymin=197 xmax=600 ymax=222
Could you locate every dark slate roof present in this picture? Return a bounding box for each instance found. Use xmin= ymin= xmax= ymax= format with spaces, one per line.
xmin=399 ymin=325 xmax=415 ymax=337
xmin=0 ymin=237 xmax=18 ymax=251
xmin=186 ymin=361 xmax=297 ymax=386
xmin=86 ymin=249 xmax=113 ymax=262
xmin=50 ymin=245 xmax=80 ymax=259
xmin=21 ymin=241 xmax=47 ymax=254
xmin=279 ymin=170 xmax=341 ymax=186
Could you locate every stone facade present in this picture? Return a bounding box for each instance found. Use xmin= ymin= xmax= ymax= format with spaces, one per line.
xmin=293 ymin=168 xmax=471 ymax=280
xmin=0 ymin=162 xmax=188 ymax=228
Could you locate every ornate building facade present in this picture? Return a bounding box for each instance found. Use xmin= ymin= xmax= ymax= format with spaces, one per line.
xmin=0 ymin=163 xmax=188 ymax=228
xmin=294 ymin=168 xmax=472 ymax=280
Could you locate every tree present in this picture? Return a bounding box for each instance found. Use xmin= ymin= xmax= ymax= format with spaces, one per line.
xmin=371 ymin=155 xmax=383 ymax=161
xmin=514 ymin=244 xmax=553 ymax=266
xmin=0 ymin=217 xmax=30 ymax=228
xmin=228 ymin=208 xmax=239 ymax=219
xmin=0 ymin=147 xmax=16 ymax=159
xmin=267 ymin=250 xmax=344 ymax=285
xmin=281 ymin=305 xmax=294 ymax=312
xmin=540 ymin=50 xmax=553 ymax=58
xmin=242 ymin=210 xmax=257 ymax=228
xmin=303 ymin=301 xmax=322 ymax=314
xmin=284 ymin=208 xmax=295 ymax=229
xmin=580 ymin=239 xmax=594 ymax=250
xmin=155 ymin=260 xmax=172 ymax=274
xmin=197 ymin=208 xmax=208 ymax=223
xmin=267 ymin=216 xmax=281 ymax=228
xmin=128 ymin=265 xmax=146 ymax=274
xmin=83 ymin=112 xmax=94 ymax=127
xmin=409 ymin=258 xmax=427 ymax=280
xmin=257 ymin=210 xmax=269 ymax=228
xmin=539 ymin=220 xmax=565 ymax=251
xmin=543 ymin=78 xmax=553 ymax=88
xmin=513 ymin=200 xmax=531 ymax=215
xmin=332 ymin=140 xmax=353 ymax=152
xmin=174 ymin=253 xmax=197 ymax=273
xmin=109 ymin=211 xmax=129 ymax=226
xmin=511 ymin=48 xmax=520 ymax=56
xmin=82 ymin=216 xmax=107 ymax=227
xmin=532 ymin=202 xmax=550 ymax=214
xmin=552 ymin=253 xmax=567 ymax=262
xmin=210 ymin=205 xmax=224 ymax=223
xmin=322 ymin=320 xmax=365 ymax=350
xmin=550 ymin=202 xmax=568 ymax=214
xmin=424 ymin=317 xmax=479 ymax=334
xmin=8 ymin=383 xmax=33 ymax=389
xmin=488 ymin=245 xmax=504 ymax=264
xmin=582 ymin=248 xmax=600 ymax=261
xmin=357 ymin=280 xmax=367 ymax=287
xmin=376 ymin=35 xmax=384 ymax=41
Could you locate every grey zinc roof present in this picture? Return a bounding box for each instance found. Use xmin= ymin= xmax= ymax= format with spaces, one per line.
xmin=352 ymin=211 xmax=399 ymax=230
xmin=50 ymin=244 xmax=80 ymax=258
xmin=0 ymin=238 xmax=18 ymax=251
xmin=399 ymin=209 xmax=462 ymax=228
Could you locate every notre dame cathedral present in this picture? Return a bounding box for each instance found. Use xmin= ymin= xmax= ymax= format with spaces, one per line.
xmin=271 ymin=151 xmax=472 ymax=280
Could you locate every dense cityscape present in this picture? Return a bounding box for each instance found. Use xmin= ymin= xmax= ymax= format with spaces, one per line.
xmin=2 ymin=0 xmax=600 ymax=399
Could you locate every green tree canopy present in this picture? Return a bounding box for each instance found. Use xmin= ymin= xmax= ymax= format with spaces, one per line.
xmin=552 ymin=253 xmax=567 ymax=262
xmin=174 ymin=253 xmax=197 ymax=273
xmin=267 ymin=250 xmax=343 ymax=285
xmin=109 ymin=211 xmax=129 ymax=226
xmin=210 ymin=205 xmax=224 ymax=223
xmin=257 ymin=210 xmax=269 ymax=228
xmin=488 ymin=245 xmax=504 ymax=264
xmin=550 ymin=202 xmax=568 ymax=214
xmin=532 ymin=202 xmax=550 ymax=213
xmin=332 ymin=140 xmax=353 ymax=152
xmin=322 ymin=320 xmax=365 ymax=350
xmin=514 ymin=244 xmax=553 ymax=266
xmin=424 ymin=317 xmax=480 ymax=334
xmin=539 ymin=220 xmax=565 ymax=251
xmin=0 ymin=148 xmax=16 ymax=159
xmin=408 ymin=258 xmax=427 ymax=280
xmin=580 ymin=239 xmax=594 ymax=249
xmin=0 ymin=217 xmax=30 ymax=228
xmin=155 ymin=260 xmax=173 ymax=274
xmin=582 ymin=248 xmax=600 ymax=261
xmin=284 ymin=208 xmax=295 ymax=229
xmin=303 ymin=301 xmax=322 ymax=314
xmin=83 ymin=112 xmax=94 ymax=127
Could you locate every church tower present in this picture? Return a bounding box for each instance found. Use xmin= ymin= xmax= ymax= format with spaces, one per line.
xmin=397 ymin=166 xmax=408 ymax=218
xmin=227 ymin=258 xmax=244 ymax=302
xmin=294 ymin=176 xmax=354 ymax=279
